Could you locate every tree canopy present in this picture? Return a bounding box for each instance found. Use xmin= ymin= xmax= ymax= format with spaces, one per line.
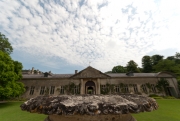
xmin=142 ymin=55 xmax=152 ymax=73
xmin=151 ymin=54 xmax=164 ymax=66
xmin=112 ymin=65 xmax=127 ymax=73
xmin=0 ymin=51 xmax=25 ymax=100
xmin=0 ymin=32 xmax=25 ymax=100
xmin=166 ymin=52 xmax=180 ymax=64
xmin=153 ymin=59 xmax=180 ymax=75
xmin=126 ymin=60 xmax=140 ymax=73
xmin=0 ymin=33 xmax=13 ymax=55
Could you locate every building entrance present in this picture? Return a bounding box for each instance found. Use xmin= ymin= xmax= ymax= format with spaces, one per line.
xmin=85 ymin=81 xmax=96 ymax=94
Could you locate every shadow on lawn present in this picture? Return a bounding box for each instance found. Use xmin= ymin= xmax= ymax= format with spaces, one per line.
xmin=0 ymin=102 xmax=17 ymax=109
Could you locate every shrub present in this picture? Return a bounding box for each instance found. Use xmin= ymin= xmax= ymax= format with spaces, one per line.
xmin=163 ymin=96 xmax=176 ymax=99
xmin=149 ymin=94 xmax=159 ymax=97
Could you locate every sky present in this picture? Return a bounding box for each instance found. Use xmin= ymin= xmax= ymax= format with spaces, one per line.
xmin=0 ymin=0 xmax=180 ymax=74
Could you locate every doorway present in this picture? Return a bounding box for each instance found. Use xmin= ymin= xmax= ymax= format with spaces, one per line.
xmin=85 ymin=81 xmax=96 ymax=94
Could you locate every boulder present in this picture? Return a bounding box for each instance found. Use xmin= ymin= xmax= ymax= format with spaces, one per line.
xmin=20 ymin=94 xmax=158 ymax=121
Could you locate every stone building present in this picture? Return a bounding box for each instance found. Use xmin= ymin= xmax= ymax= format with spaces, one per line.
xmin=21 ymin=66 xmax=179 ymax=99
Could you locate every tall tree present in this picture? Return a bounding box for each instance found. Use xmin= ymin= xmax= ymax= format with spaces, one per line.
xmin=126 ymin=60 xmax=140 ymax=73
xmin=0 ymin=51 xmax=25 ymax=100
xmin=142 ymin=55 xmax=153 ymax=73
xmin=0 ymin=33 xmax=13 ymax=55
xmin=112 ymin=65 xmax=127 ymax=73
xmin=151 ymin=54 xmax=164 ymax=66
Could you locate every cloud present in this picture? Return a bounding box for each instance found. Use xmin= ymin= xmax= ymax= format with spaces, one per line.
xmin=0 ymin=0 xmax=180 ymax=72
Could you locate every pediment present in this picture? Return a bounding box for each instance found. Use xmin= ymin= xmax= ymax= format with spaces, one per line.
xmin=70 ymin=66 xmax=110 ymax=78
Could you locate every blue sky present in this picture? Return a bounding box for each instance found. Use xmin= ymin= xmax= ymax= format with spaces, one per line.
xmin=0 ymin=0 xmax=180 ymax=74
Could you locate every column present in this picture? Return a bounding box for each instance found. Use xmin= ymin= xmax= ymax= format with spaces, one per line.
xmin=80 ymin=79 xmax=84 ymax=94
xmin=97 ymin=78 xmax=100 ymax=94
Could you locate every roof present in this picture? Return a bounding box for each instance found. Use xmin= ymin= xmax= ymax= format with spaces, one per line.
xmin=22 ymin=74 xmax=73 ymax=79
xmin=22 ymin=66 xmax=175 ymax=79
xmin=70 ymin=66 xmax=111 ymax=78
xmin=107 ymin=73 xmax=157 ymax=77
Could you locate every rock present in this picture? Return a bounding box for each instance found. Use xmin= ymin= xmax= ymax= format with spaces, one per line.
xmin=20 ymin=94 xmax=158 ymax=121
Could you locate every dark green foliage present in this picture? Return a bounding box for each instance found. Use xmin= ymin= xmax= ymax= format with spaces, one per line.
xmin=166 ymin=52 xmax=180 ymax=64
xmin=0 ymin=51 xmax=25 ymax=100
xmin=100 ymin=83 xmax=110 ymax=94
xmin=112 ymin=65 xmax=127 ymax=73
xmin=166 ymin=56 xmax=175 ymax=61
xmin=156 ymin=78 xmax=169 ymax=95
xmin=146 ymin=83 xmax=151 ymax=89
xmin=64 ymin=82 xmax=80 ymax=94
xmin=142 ymin=56 xmax=153 ymax=72
xmin=153 ymin=59 xmax=180 ymax=74
xmin=119 ymin=83 xmax=126 ymax=93
xmin=177 ymin=81 xmax=180 ymax=91
xmin=0 ymin=33 xmax=13 ymax=55
xmin=149 ymin=94 xmax=159 ymax=97
xmin=126 ymin=60 xmax=140 ymax=72
xmin=151 ymin=54 xmax=164 ymax=66
xmin=104 ymin=71 xmax=112 ymax=73
xmin=100 ymin=83 xmax=115 ymax=94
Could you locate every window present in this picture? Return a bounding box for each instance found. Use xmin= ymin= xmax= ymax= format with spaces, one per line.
xmin=101 ymin=85 xmax=106 ymax=90
xmin=40 ymin=86 xmax=45 ymax=95
xmin=60 ymin=86 xmax=65 ymax=94
xmin=151 ymin=84 xmax=156 ymax=93
xmin=132 ymin=84 xmax=138 ymax=93
xmin=50 ymin=86 xmax=55 ymax=94
xmin=124 ymin=84 xmax=129 ymax=93
xmin=115 ymin=85 xmax=120 ymax=93
xmin=29 ymin=86 xmax=35 ymax=95
xmin=141 ymin=84 xmax=147 ymax=93
xmin=100 ymin=85 xmax=107 ymax=94
xmin=74 ymin=85 xmax=80 ymax=94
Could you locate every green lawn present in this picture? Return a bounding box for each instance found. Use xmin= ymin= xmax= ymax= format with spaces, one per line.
xmin=0 ymin=102 xmax=46 ymax=121
xmin=132 ymin=99 xmax=180 ymax=121
xmin=0 ymin=99 xmax=180 ymax=121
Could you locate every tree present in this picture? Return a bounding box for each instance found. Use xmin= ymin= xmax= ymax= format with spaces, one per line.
xmin=0 ymin=51 xmax=25 ymax=100
xmin=142 ymin=56 xmax=152 ymax=73
xmin=0 ymin=33 xmax=13 ymax=55
xmin=153 ymin=59 xmax=180 ymax=75
xmin=126 ymin=60 xmax=140 ymax=73
xmin=166 ymin=56 xmax=175 ymax=61
xmin=104 ymin=71 xmax=112 ymax=74
xmin=175 ymin=52 xmax=180 ymax=59
xmin=151 ymin=54 xmax=164 ymax=66
xmin=166 ymin=52 xmax=180 ymax=64
xmin=112 ymin=65 xmax=127 ymax=73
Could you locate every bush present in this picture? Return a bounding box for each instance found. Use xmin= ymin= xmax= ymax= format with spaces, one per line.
xmin=149 ymin=94 xmax=159 ymax=97
xmin=163 ymin=96 xmax=176 ymax=99
xmin=152 ymin=97 xmax=164 ymax=99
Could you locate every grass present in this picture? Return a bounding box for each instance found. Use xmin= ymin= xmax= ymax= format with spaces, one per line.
xmin=0 ymin=99 xmax=180 ymax=121
xmin=0 ymin=102 xmax=46 ymax=121
xmin=132 ymin=99 xmax=180 ymax=121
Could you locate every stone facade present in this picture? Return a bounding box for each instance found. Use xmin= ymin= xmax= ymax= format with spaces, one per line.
xmin=20 ymin=66 xmax=180 ymax=99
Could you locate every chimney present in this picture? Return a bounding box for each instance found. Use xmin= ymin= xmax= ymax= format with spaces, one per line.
xmin=75 ymin=70 xmax=78 ymax=74
xmin=44 ymin=72 xmax=49 ymax=77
